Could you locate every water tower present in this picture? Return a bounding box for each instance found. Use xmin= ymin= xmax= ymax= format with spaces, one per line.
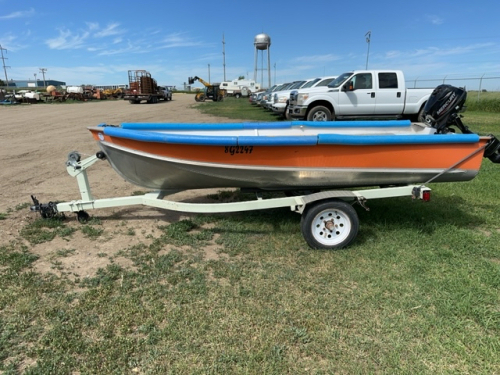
xmin=253 ymin=33 xmax=271 ymax=88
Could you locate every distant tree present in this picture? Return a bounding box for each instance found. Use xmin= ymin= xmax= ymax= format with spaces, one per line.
xmin=238 ymin=75 xmax=245 ymax=80
xmin=0 ymin=79 xmax=5 ymax=86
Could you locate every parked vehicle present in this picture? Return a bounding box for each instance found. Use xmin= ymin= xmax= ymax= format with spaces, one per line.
xmin=123 ymin=70 xmax=168 ymax=104
xmin=288 ymin=70 xmax=434 ymax=121
xmin=24 ymin=91 xmax=41 ymax=101
xmin=220 ymin=79 xmax=261 ymax=98
xmin=160 ymin=86 xmax=172 ymax=101
xmin=260 ymin=83 xmax=294 ymax=108
xmin=251 ymin=90 xmax=268 ymax=105
xmin=188 ymin=76 xmax=226 ymax=102
xmin=12 ymin=90 xmax=41 ymax=102
xmin=271 ymin=76 xmax=337 ymax=119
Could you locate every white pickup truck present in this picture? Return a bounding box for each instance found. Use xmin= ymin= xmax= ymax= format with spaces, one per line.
xmin=271 ymin=76 xmax=337 ymax=119
xmin=288 ymin=70 xmax=433 ymax=121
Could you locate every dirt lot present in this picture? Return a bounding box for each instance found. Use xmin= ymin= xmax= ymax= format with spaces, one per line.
xmin=0 ymin=94 xmax=235 ymax=277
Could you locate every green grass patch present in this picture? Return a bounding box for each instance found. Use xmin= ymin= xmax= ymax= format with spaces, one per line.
xmin=463 ymin=91 xmax=500 ymax=112
xmin=193 ymin=97 xmax=281 ymax=121
xmin=19 ymin=217 xmax=76 ymax=244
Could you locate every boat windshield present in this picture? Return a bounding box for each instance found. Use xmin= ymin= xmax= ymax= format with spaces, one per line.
xmin=328 ymin=72 xmax=354 ymax=88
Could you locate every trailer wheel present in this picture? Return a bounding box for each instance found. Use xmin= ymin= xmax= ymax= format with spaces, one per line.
xmin=234 ymin=93 xmax=241 ymax=99
xmin=300 ymin=200 xmax=359 ymax=249
xmin=77 ymin=210 xmax=90 ymax=223
xmin=307 ymin=106 xmax=332 ymax=121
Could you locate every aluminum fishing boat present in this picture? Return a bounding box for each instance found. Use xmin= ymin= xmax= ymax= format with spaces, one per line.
xmin=88 ymin=120 xmax=493 ymax=191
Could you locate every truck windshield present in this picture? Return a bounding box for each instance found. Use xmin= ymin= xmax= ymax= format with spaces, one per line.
xmin=300 ymin=78 xmax=321 ymax=89
xmin=328 ymin=72 xmax=354 ymax=88
xmin=290 ymin=81 xmax=307 ymax=89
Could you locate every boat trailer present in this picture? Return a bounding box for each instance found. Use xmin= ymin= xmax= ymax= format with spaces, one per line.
xmin=31 ymin=152 xmax=431 ymax=249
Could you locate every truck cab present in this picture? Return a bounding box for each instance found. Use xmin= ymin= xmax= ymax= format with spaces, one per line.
xmin=289 ymin=70 xmax=432 ymax=121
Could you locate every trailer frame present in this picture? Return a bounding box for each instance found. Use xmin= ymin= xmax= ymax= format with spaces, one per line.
xmin=31 ymin=152 xmax=431 ymax=249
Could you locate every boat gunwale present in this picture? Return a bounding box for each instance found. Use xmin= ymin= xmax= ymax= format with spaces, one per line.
xmin=96 ymin=124 xmax=481 ymax=147
xmin=118 ymin=120 xmax=413 ymax=131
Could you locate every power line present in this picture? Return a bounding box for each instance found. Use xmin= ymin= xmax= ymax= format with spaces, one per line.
xmin=39 ymin=68 xmax=47 ymax=88
xmin=0 ymin=45 xmax=10 ymax=85
xmin=222 ymin=33 xmax=226 ymax=82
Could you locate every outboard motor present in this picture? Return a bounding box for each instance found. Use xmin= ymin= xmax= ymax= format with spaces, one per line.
xmin=422 ymin=84 xmax=469 ymax=134
xmin=423 ymin=84 xmax=500 ymax=163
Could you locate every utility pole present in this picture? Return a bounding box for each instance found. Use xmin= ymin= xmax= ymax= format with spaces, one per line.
xmin=34 ymin=73 xmax=37 ymax=87
xmin=0 ymin=45 xmax=10 ymax=86
xmin=39 ymin=68 xmax=47 ymax=88
xmin=365 ymin=31 xmax=371 ymax=70
xmin=222 ymin=33 xmax=226 ymax=82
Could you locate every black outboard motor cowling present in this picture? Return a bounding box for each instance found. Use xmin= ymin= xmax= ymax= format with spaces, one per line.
xmin=423 ymin=84 xmax=468 ymax=134
xmin=423 ymin=84 xmax=500 ymax=163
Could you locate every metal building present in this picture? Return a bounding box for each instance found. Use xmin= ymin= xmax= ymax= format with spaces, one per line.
xmin=3 ymin=79 xmax=66 ymax=88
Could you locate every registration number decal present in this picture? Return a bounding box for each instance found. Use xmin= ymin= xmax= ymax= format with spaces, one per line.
xmin=224 ymin=146 xmax=254 ymax=155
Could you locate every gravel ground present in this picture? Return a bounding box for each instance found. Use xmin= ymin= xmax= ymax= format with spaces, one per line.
xmin=0 ymin=94 xmax=235 ymax=278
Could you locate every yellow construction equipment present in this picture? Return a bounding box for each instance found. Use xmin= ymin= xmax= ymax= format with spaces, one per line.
xmin=188 ymin=76 xmax=226 ymax=102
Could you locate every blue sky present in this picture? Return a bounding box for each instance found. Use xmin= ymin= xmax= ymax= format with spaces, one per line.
xmin=1 ymin=0 xmax=499 ymax=90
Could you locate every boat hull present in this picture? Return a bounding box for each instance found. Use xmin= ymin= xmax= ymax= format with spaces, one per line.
xmin=92 ymin=124 xmax=487 ymax=190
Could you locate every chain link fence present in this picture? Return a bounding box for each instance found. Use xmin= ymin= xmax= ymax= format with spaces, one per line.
xmin=405 ymin=73 xmax=500 ymax=101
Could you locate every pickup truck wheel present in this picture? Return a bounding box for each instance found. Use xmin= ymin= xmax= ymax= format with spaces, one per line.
xmin=234 ymin=93 xmax=241 ymax=99
xmin=284 ymin=105 xmax=291 ymax=120
xmin=417 ymin=107 xmax=426 ymax=123
xmin=307 ymin=106 xmax=332 ymax=121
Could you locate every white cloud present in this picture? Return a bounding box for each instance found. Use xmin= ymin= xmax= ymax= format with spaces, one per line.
xmin=158 ymin=32 xmax=204 ymax=49
xmin=94 ymin=23 xmax=124 ymax=38
xmin=96 ymin=40 xmax=146 ymax=56
xmin=293 ymin=54 xmax=341 ymax=64
xmin=0 ymin=8 xmax=35 ymax=20
xmin=45 ymin=28 xmax=90 ymax=50
xmin=426 ymin=14 xmax=444 ymax=25
xmin=0 ymin=33 xmax=28 ymax=52
xmin=45 ymin=22 xmax=125 ymax=50
xmin=384 ymin=43 xmax=495 ymax=61
xmin=86 ymin=22 xmax=99 ymax=31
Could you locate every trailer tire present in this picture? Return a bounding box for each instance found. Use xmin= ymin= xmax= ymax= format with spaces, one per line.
xmin=301 ymin=199 xmax=359 ymax=249
xmin=77 ymin=210 xmax=90 ymax=223
xmin=234 ymin=93 xmax=241 ymax=99
xmin=307 ymin=106 xmax=332 ymax=121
